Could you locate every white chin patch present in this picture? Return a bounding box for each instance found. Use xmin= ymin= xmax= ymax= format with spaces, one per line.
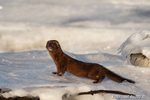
xmin=48 ymin=48 xmax=53 ymax=51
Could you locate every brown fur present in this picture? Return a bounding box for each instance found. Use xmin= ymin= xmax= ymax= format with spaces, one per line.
xmin=46 ymin=40 xmax=135 ymax=83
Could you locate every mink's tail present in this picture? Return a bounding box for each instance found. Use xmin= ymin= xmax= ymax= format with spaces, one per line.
xmin=103 ymin=68 xmax=135 ymax=84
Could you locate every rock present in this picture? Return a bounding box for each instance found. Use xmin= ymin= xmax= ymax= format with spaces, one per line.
xmin=0 ymin=96 xmax=39 ymax=100
xmin=130 ymin=53 xmax=150 ymax=67
xmin=0 ymin=88 xmax=40 ymax=100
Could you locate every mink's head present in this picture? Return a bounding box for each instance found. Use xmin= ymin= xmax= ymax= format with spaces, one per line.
xmin=46 ymin=40 xmax=61 ymax=52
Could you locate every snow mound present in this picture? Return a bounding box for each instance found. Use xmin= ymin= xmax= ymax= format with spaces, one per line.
xmin=118 ymin=30 xmax=150 ymax=56
xmin=2 ymin=85 xmax=113 ymax=100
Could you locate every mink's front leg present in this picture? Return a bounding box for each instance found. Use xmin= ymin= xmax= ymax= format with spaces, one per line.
xmin=52 ymin=65 xmax=66 ymax=76
xmin=52 ymin=64 xmax=62 ymax=76
xmin=52 ymin=72 xmax=62 ymax=76
xmin=52 ymin=67 xmax=61 ymax=76
xmin=52 ymin=70 xmax=65 ymax=76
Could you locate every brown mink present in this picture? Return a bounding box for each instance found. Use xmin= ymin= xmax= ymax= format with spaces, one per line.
xmin=46 ymin=40 xmax=135 ymax=84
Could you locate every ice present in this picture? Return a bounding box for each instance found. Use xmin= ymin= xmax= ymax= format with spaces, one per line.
xmin=0 ymin=50 xmax=117 ymax=100
xmin=118 ymin=30 xmax=150 ymax=55
xmin=1 ymin=0 xmax=150 ymax=100
xmin=0 ymin=6 xmax=3 ymax=10
xmin=0 ymin=50 xmax=150 ymax=100
xmin=1 ymin=0 xmax=150 ymax=53
xmin=118 ymin=31 xmax=150 ymax=61
xmin=2 ymin=85 xmax=113 ymax=100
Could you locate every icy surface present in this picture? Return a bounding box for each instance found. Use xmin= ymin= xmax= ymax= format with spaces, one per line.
xmin=118 ymin=31 xmax=150 ymax=63
xmin=0 ymin=50 xmax=150 ymax=100
xmin=118 ymin=30 xmax=150 ymax=57
xmin=0 ymin=0 xmax=150 ymax=100
xmin=1 ymin=0 xmax=150 ymax=53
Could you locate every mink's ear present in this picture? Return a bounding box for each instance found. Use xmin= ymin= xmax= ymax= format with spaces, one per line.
xmin=55 ymin=40 xmax=60 ymax=47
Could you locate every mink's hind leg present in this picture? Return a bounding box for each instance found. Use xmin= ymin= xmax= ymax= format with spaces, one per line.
xmin=88 ymin=73 xmax=105 ymax=84
xmin=93 ymin=75 xmax=105 ymax=84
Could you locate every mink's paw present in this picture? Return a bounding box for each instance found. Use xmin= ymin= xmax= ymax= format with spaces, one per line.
xmin=52 ymin=72 xmax=62 ymax=76
xmin=52 ymin=72 xmax=57 ymax=75
xmin=57 ymin=73 xmax=62 ymax=76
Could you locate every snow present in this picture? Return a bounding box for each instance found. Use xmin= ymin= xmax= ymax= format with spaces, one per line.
xmin=0 ymin=6 xmax=3 ymax=10
xmin=118 ymin=30 xmax=150 ymax=56
xmin=1 ymin=0 xmax=150 ymax=53
xmin=0 ymin=0 xmax=150 ymax=100
xmin=118 ymin=30 xmax=150 ymax=62
xmin=0 ymin=50 xmax=149 ymax=100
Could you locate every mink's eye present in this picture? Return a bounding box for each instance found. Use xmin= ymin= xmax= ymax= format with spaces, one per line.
xmin=51 ymin=43 xmax=54 ymax=46
xmin=51 ymin=43 xmax=56 ymax=48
